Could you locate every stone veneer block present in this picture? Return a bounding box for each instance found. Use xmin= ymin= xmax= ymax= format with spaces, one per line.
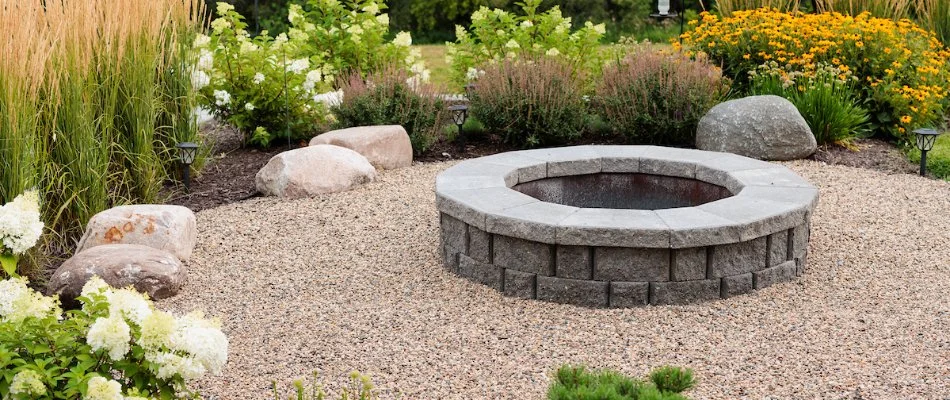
xmin=671 ymin=248 xmax=707 ymax=281
xmin=698 ymin=196 xmax=808 ymax=241
xmin=441 ymin=213 xmax=467 ymax=253
xmin=517 ymin=146 xmax=602 ymax=178
xmin=792 ymin=223 xmax=810 ymax=261
xmin=754 ymin=260 xmax=797 ymax=289
xmin=486 ymin=202 xmax=578 ymax=244
xmin=468 ymin=225 xmax=491 ymax=263
xmin=437 ymin=187 xmax=538 ymax=229
xmin=556 ymin=245 xmax=592 ymax=280
xmin=709 ymin=236 xmax=767 ymax=278
xmin=503 ymin=269 xmax=537 ymax=299
xmin=471 ymin=151 xmax=548 ymax=184
xmin=536 ymin=276 xmax=609 ymax=308
xmin=459 ymin=254 xmax=503 ymax=290
xmin=721 ymin=273 xmax=753 ymax=298
xmin=442 ymin=244 xmax=460 ymax=272
xmin=650 ymin=279 xmax=721 ymax=305
xmin=767 ymin=230 xmax=789 ymax=267
xmin=655 ymin=208 xmax=743 ymax=248
xmin=557 ymin=208 xmax=670 ymax=248
xmin=594 ymin=247 xmax=670 ymax=282
xmin=493 ymin=235 xmax=554 ymax=276
xmin=609 ymin=282 xmax=649 ymax=307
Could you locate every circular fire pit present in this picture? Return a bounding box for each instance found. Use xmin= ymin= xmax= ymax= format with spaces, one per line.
xmin=435 ymin=146 xmax=818 ymax=307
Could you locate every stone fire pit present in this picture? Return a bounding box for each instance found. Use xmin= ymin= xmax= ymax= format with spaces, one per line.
xmin=435 ymin=146 xmax=818 ymax=307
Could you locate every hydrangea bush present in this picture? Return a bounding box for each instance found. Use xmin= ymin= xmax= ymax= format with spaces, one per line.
xmin=199 ymin=1 xmax=427 ymax=147
xmin=678 ymin=8 xmax=950 ymax=139
xmin=0 ymin=191 xmax=43 ymax=277
xmin=446 ymin=0 xmax=605 ymax=88
xmin=0 ymin=276 xmax=227 ymax=400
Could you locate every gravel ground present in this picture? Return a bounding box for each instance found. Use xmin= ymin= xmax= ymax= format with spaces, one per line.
xmin=160 ymin=160 xmax=950 ymax=399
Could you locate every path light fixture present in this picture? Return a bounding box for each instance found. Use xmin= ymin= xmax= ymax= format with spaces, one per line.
xmin=914 ymin=128 xmax=942 ymax=176
xmin=650 ymin=0 xmax=685 ymax=42
xmin=176 ymin=142 xmax=199 ymax=192
xmin=449 ymin=104 xmax=469 ymax=150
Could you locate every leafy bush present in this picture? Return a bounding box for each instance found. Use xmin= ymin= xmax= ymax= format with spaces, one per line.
xmin=446 ymin=0 xmax=605 ymax=87
xmin=678 ymin=8 xmax=950 ymax=140
xmin=594 ymin=46 xmax=727 ymax=146
xmin=272 ymin=371 xmax=377 ymax=400
xmin=750 ymin=62 xmax=870 ymax=146
xmin=0 ymin=276 xmax=227 ymax=399
xmin=469 ymin=57 xmax=588 ymax=147
xmin=0 ymin=0 xmax=202 ymax=266
xmin=332 ymin=67 xmax=449 ymax=154
xmin=201 ymin=1 xmax=427 ymax=147
xmin=547 ymin=365 xmax=696 ymax=400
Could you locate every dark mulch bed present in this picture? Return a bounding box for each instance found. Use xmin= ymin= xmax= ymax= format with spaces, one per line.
xmin=168 ymin=124 xmax=918 ymax=212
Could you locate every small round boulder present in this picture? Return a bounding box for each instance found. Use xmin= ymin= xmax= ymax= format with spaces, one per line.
xmin=696 ymin=95 xmax=817 ymax=161
xmin=48 ymin=244 xmax=186 ymax=304
xmin=255 ymin=145 xmax=377 ymax=198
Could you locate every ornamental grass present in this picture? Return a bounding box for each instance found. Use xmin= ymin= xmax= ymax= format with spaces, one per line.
xmin=0 ymin=0 xmax=204 ymax=271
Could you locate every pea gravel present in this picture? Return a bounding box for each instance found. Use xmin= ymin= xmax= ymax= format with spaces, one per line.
xmin=159 ymin=160 xmax=950 ymax=399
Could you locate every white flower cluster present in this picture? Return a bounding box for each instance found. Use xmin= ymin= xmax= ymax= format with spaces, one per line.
xmin=82 ymin=277 xmax=228 ymax=382
xmin=191 ymin=34 xmax=213 ymax=91
xmin=0 ymin=277 xmax=59 ymax=323
xmin=9 ymin=370 xmax=45 ymax=397
xmin=0 ymin=190 xmax=44 ymax=255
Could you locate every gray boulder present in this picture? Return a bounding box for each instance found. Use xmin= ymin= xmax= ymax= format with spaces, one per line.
xmin=696 ymin=95 xmax=817 ymax=161
xmin=310 ymin=125 xmax=412 ymax=170
xmin=76 ymin=204 xmax=197 ymax=261
xmin=256 ymin=145 xmax=377 ymax=198
xmin=48 ymin=244 xmax=186 ymax=303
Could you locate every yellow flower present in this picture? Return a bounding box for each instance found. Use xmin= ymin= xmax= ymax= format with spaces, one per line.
xmin=900 ymin=115 xmax=912 ymax=124
xmin=856 ymin=41 xmax=864 ymax=48
xmin=743 ymin=54 xmax=751 ymax=59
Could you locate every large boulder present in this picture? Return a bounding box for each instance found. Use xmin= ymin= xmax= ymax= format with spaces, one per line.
xmin=696 ymin=95 xmax=817 ymax=161
xmin=309 ymin=125 xmax=412 ymax=169
xmin=77 ymin=205 xmax=197 ymax=261
xmin=48 ymin=244 xmax=186 ymax=303
xmin=256 ymin=145 xmax=377 ymax=198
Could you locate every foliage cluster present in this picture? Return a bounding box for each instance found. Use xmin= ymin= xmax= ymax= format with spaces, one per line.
xmin=0 ymin=0 xmax=203 ymax=266
xmin=547 ymin=365 xmax=696 ymax=400
xmin=446 ymin=0 xmax=606 ymax=87
xmin=678 ymin=8 xmax=950 ymax=141
xmin=332 ymin=68 xmax=449 ymax=154
xmin=0 ymin=276 xmax=227 ymax=399
xmin=201 ymin=0 xmax=426 ymax=147
xmin=595 ymin=46 xmax=729 ymax=146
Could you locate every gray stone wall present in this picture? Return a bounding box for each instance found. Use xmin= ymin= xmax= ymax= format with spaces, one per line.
xmin=441 ymin=212 xmax=810 ymax=307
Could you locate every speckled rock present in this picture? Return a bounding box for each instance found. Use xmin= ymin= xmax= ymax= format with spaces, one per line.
xmin=49 ymin=244 xmax=185 ymax=303
xmin=697 ymin=95 xmax=817 ymax=161
xmin=255 ymin=145 xmax=377 ymax=198
xmin=76 ymin=204 xmax=197 ymax=261
xmin=309 ymin=125 xmax=412 ymax=170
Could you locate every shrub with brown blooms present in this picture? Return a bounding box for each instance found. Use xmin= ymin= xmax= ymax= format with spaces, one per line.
xmin=332 ymin=67 xmax=449 ymax=154
xmin=469 ymin=57 xmax=588 ymax=148
xmin=594 ymin=48 xmax=728 ymax=146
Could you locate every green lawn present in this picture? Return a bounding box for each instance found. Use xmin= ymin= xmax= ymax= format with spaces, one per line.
xmin=415 ymin=45 xmax=452 ymax=89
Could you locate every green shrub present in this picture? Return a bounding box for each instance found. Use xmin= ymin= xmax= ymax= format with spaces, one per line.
xmin=272 ymin=371 xmax=377 ymax=400
xmin=469 ymin=57 xmax=588 ymax=148
xmin=594 ymin=47 xmax=728 ymax=146
xmin=548 ymin=365 xmax=696 ymax=400
xmin=0 ymin=276 xmax=227 ymax=399
xmin=749 ymin=62 xmax=870 ymax=147
xmin=446 ymin=0 xmax=605 ymax=88
xmin=332 ymin=67 xmax=449 ymax=154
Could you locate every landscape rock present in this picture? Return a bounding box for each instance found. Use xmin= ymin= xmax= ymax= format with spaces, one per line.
xmin=309 ymin=125 xmax=412 ymax=170
xmin=696 ymin=95 xmax=817 ymax=161
xmin=256 ymin=145 xmax=377 ymax=198
xmin=48 ymin=244 xmax=185 ymax=303
xmin=77 ymin=204 xmax=197 ymax=261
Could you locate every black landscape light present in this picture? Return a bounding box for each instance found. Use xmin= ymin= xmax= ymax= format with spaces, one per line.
xmin=651 ymin=0 xmax=685 ymax=42
xmin=176 ymin=142 xmax=199 ymax=192
xmin=449 ymin=104 xmax=469 ymax=150
xmin=914 ymin=128 xmax=942 ymax=176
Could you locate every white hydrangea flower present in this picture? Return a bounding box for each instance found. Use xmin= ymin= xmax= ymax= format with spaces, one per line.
xmin=285 ymin=58 xmax=310 ymax=74
xmin=9 ymin=370 xmax=45 ymax=396
xmin=361 ymin=2 xmax=379 ymax=14
xmin=504 ymin=39 xmax=520 ymax=49
xmin=146 ymin=352 xmax=206 ymax=381
xmin=192 ymin=34 xmax=211 ymax=48
xmin=302 ymin=69 xmax=322 ymax=92
xmin=471 ymin=7 xmax=488 ymax=22
xmin=287 ymin=4 xmax=302 ymax=22
xmin=465 ymin=67 xmax=480 ymax=81
xmin=253 ymin=72 xmax=266 ymax=85
xmin=313 ymin=90 xmax=343 ymax=107
xmin=80 ymin=276 xmax=110 ymax=298
xmin=546 ymin=47 xmax=561 ymax=56
xmin=108 ymin=288 xmax=152 ymax=326
xmin=239 ymin=41 xmax=259 ymax=54
xmin=84 ymin=376 xmax=123 ymax=400
xmin=393 ymin=31 xmax=412 ymax=47
xmin=0 ymin=277 xmax=60 ymax=322
xmin=87 ymin=315 xmax=131 ymax=361
xmin=196 ymin=49 xmax=213 ymax=71
xmin=213 ymin=90 xmax=231 ymax=106
xmin=0 ymin=190 xmax=44 ymax=255
xmin=521 ymin=20 xmax=533 ymax=28
xmin=138 ymin=310 xmax=176 ymax=350
xmin=215 ymin=2 xmax=234 ymax=14
xmin=210 ymin=18 xmax=230 ymax=33
xmin=191 ymin=70 xmax=210 ymax=91
xmin=376 ymin=13 xmax=389 ymax=26
xmin=593 ymin=23 xmax=606 ymax=35
xmin=244 ymin=103 xmax=255 ymax=111
xmin=168 ymin=311 xmax=228 ymax=374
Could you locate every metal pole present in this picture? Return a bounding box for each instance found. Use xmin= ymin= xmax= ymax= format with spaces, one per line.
xmin=183 ymin=163 xmax=192 ymax=192
xmin=920 ymin=150 xmax=929 ymax=176
xmin=456 ymin=123 xmax=466 ymax=151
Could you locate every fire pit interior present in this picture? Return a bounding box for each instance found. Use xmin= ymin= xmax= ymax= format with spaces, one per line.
xmin=435 ymin=146 xmax=819 ymax=308
xmin=513 ymin=173 xmax=733 ymax=210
